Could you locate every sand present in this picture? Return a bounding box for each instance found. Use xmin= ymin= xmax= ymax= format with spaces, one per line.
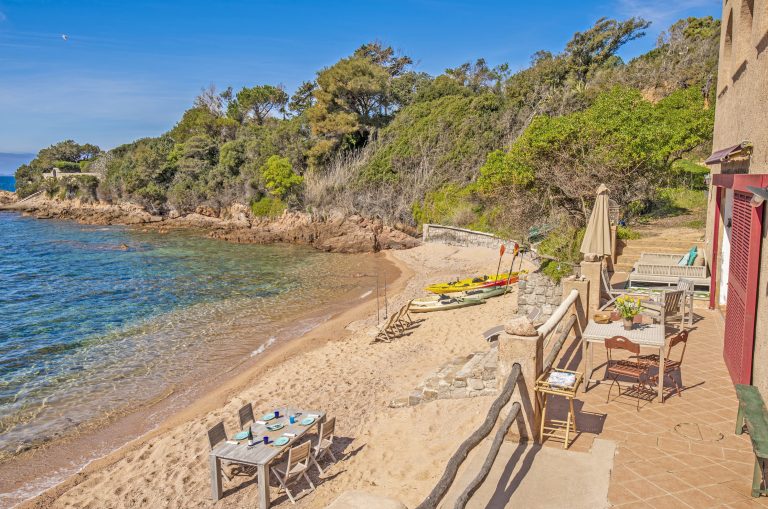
xmin=15 ymin=243 xmax=532 ymax=509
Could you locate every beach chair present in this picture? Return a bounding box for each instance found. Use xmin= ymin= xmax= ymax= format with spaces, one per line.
xmin=373 ymin=312 xmax=402 ymax=342
xmin=311 ymin=416 xmax=338 ymax=475
xmin=238 ymin=402 xmax=255 ymax=429
xmin=207 ymin=422 xmax=252 ymax=481
xmin=270 ymin=441 xmax=316 ymax=504
xmin=395 ymin=300 xmax=414 ymax=330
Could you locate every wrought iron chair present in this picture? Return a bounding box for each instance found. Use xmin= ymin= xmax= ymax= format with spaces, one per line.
xmin=640 ymin=330 xmax=689 ymax=398
xmin=605 ymin=336 xmax=652 ymax=411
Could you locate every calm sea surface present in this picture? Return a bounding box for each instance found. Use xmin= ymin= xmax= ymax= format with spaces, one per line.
xmin=0 ymin=176 xmax=14 ymax=192
xmin=0 ymin=213 xmax=382 ymax=459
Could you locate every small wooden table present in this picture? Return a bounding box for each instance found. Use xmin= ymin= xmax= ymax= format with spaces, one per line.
xmin=582 ymin=320 xmax=667 ymax=403
xmin=209 ymin=407 xmax=325 ymax=509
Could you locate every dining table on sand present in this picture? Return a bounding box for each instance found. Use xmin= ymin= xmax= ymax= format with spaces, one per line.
xmin=581 ymin=320 xmax=667 ymax=403
xmin=210 ymin=407 xmax=326 ymax=509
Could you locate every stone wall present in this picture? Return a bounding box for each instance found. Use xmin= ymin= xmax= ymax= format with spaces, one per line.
xmin=422 ymin=224 xmax=518 ymax=251
xmin=516 ymin=270 xmax=563 ymax=322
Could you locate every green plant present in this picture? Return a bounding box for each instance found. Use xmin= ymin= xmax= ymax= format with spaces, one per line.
xmin=540 ymin=259 xmax=574 ymax=284
xmin=259 ymin=155 xmax=303 ymax=199
xmin=616 ymin=225 xmax=641 ymax=240
xmin=615 ymin=294 xmax=643 ymax=319
xmin=250 ymin=196 xmax=286 ymax=218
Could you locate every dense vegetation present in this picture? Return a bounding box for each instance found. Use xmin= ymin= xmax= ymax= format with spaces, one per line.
xmin=16 ymin=16 xmax=719 ymax=257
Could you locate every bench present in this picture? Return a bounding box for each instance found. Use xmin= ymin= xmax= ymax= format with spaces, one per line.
xmin=735 ymin=384 xmax=768 ymax=497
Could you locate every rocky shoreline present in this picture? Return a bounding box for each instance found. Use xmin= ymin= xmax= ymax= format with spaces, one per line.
xmin=0 ymin=193 xmax=419 ymax=253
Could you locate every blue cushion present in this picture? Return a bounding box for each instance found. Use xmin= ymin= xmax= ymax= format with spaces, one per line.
xmin=687 ymin=246 xmax=698 ymax=266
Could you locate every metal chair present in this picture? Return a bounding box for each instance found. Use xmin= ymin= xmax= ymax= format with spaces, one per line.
xmin=640 ymin=330 xmax=689 ymax=398
xmin=605 ymin=336 xmax=652 ymax=411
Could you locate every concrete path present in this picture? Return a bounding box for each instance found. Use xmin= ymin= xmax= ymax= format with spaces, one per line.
xmin=441 ymin=438 xmax=616 ymax=509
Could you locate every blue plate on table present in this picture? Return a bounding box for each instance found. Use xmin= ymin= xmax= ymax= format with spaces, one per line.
xmin=233 ymin=431 xmax=250 ymax=441
xmin=272 ymin=437 xmax=290 ymax=447
xmin=300 ymin=417 xmax=315 ymax=426
xmin=261 ymin=413 xmax=276 ymax=421
xmin=266 ymin=422 xmax=284 ymax=432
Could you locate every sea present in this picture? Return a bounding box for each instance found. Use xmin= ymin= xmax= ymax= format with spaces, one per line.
xmin=0 ymin=176 xmax=15 ymax=192
xmin=0 ymin=213 xmax=385 ymax=464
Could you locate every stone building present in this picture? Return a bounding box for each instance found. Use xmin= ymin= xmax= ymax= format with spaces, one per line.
xmin=705 ymin=0 xmax=768 ymax=393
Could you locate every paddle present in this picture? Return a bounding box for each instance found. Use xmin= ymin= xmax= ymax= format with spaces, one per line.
xmin=493 ymin=244 xmax=506 ymax=285
xmin=504 ymin=243 xmax=520 ymax=294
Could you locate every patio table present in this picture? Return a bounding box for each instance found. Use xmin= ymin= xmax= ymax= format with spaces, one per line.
xmin=209 ymin=407 xmax=325 ymax=509
xmin=582 ymin=320 xmax=667 ymax=403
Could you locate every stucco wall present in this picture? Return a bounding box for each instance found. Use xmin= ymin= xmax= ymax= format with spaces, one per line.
xmin=708 ymin=0 xmax=768 ymax=394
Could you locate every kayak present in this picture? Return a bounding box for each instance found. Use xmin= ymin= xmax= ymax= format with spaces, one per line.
xmin=459 ymin=286 xmax=509 ymax=299
xmin=410 ymin=296 xmax=485 ymax=313
xmin=425 ymin=271 xmax=523 ymax=294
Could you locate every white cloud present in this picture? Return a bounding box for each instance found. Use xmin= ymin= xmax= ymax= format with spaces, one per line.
xmin=616 ymin=0 xmax=717 ymax=27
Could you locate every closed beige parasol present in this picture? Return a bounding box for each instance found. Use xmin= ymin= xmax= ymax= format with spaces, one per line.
xmin=580 ymin=184 xmax=612 ymax=259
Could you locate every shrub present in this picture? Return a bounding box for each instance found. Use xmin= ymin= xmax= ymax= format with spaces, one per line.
xmin=540 ymin=259 xmax=575 ymax=284
xmin=616 ymin=225 xmax=641 ymax=240
xmin=54 ymin=161 xmax=82 ymax=173
xmin=259 ymin=155 xmax=303 ymax=199
xmin=250 ymin=196 xmax=286 ymax=218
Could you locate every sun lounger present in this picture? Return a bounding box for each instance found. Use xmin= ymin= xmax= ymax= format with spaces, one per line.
xmin=628 ymin=252 xmax=709 ymax=288
xmin=373 ymin=301 xmax=416 ymax=342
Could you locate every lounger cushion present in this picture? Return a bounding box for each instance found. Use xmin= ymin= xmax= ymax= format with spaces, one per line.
xmin=677 ymin=253 xmax=690 ymax=266
xmin=686 ymin=247 xmax=697 ymax=266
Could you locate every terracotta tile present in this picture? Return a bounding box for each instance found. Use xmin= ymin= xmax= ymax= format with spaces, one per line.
xmin=723 ymin=447 xmax=755 ymax=464
xmin=627 ymin=459 xmax=669 ymax=478
xmin=615 ymin=501 xmax=661 ymax=509
xmin=690 ymin=442 xmax=726 ymax=459
xmin=620 ymin=479 xmax=668 ymax=499
xmin=658 ymin=437 xmax=691 ymax=454
xmin=695 ymin=463 xmax=741 ymax=483
xmin=699 ymin=482 xmax=752 ymax=503
xmin=648 ymin=472 xmax=696 ymax=493
xmin=672 ymin=487 xmax=721 ymax=508
xmin=610 ymin=464 xmax=639 ymax=484
xmin=609 ymin=481 xmax=641 ymax=505
xmin=648 ymin=494 xmax=693 ymax=509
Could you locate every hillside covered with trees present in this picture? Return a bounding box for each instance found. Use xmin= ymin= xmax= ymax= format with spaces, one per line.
xmin=15 ymin=16 xmax=719 ymax=261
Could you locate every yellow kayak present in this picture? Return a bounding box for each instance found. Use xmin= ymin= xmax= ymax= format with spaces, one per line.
xmin=425 ymin=271 xmax=523 ymax=294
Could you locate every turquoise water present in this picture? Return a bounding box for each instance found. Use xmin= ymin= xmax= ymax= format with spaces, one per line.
xmin=0 ymin=176 xmax=14 ymax=192
xmin=0 ymin=213 xmax=381 ymax=458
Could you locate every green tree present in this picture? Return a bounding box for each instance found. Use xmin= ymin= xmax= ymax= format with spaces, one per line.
xmin=288 ymin=81 xmax=317 ymax=115
xmin=230 ymin=85 xmax=289 ymax=124
xmin=259 ymin=155 xmax=303 ymax=199
xmin=565 ymin=17 xmax=650 ymax=85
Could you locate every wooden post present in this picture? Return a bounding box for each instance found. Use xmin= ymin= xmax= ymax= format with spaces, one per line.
xmin=497 ymin=317 xmax=542 ymax=443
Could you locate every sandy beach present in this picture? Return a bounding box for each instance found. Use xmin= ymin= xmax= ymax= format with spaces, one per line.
xmin=7 ymin=243 xmax=530 ymax=509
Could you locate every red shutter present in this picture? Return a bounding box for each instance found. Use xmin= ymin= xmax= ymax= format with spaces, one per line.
xmin=723 ymin=192 xmax=763 ymax=385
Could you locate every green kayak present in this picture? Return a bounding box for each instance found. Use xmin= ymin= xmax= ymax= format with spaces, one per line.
xmin=410 ymin=296 xmax=485 ymax=313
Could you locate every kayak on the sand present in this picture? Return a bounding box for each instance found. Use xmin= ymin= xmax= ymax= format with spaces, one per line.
xmin=425 ymin=271 xmax=524 ymax=294
xmin=410 ymin=296 xmax=485 ymax=313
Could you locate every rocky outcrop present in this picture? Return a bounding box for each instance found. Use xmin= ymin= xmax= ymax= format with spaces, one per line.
xmin=0 ymin=191 xmax=16 ymax=205
xmin=208 ymin=211 xmax=419 ymax=253
xmin=0 ymin=196 xmax=418 ymax=253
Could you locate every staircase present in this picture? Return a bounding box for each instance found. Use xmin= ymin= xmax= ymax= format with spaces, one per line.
xmin=614 ymin=225 xmax=705 ymax=275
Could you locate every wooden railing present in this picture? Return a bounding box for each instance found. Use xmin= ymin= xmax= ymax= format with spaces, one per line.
xmin=415 ymin=363 xmax=521 ymax=509
xmin=416 ymin=289 xmax=581 ymax=509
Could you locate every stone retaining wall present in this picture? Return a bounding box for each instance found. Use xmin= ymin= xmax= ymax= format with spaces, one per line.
xmin=389 ymin=348 xmax=498 ymax=408
xmin=516 ymin=270 xmax=563 ymax=322
xmin=422 ymin=224 xmax=518 ymax=251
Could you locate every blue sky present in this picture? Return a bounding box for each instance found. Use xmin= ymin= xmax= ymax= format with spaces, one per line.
xmin=0 ymin=0 xmax=719 ymax=156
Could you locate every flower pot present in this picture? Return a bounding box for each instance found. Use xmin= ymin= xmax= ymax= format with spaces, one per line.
xmin=623 ymin=318 xmax=634 ymax=331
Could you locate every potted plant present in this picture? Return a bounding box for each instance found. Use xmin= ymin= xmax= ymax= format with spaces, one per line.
xmin=615 ymin=295 xmax=643 ymax=330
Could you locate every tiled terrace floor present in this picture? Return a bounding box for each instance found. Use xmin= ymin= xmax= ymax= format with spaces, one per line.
xmin=544 ymin=308 xmax=768 ymax=508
